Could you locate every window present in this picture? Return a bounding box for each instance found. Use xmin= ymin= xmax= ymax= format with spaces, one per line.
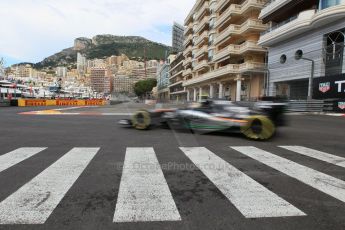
xmin=280 ymin=54 xmax=287 ymax=64
xmin=319 ymin=0 xmax=345 ymax=10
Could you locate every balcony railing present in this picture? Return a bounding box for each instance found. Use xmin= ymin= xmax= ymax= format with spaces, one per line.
xmin=195 ymin=1 xmax=209 ymax=21
xmin=260 ymin=15 xmax=298 ymax=36
xmin=215 ymin=0 xmax=266 ymax=28
xmin=194 ymin=30 xmax=209 ymax=46
xmin=183 ymin=62 xmax=266 ymax=86
xmin=183 ymin=46 xmax=193 ymax=57
xmin=194 ymin=60 xmax=208 ymax=71
xmin=259 ymin=0 xmax=293 ymax=20
xmin=195 ymin=45 xmax=208 ymax=58
xmin=183 ymin=34 xmax=193 ymax=47
xmin=213 ymin=41 xmax=266 ymax=62
xmin=214 ymin=19 xmax=267 ymax=45
xmin=195 ymin=16 xmax=209 ymax=34
xmin=183 ymin=68 xmax=193 ymax=76
xmin=183 ymin=57 xmax=193 ymax=67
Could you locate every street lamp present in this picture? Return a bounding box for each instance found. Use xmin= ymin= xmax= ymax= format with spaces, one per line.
xmin=295 ymin=50 xmax=314 ymax=100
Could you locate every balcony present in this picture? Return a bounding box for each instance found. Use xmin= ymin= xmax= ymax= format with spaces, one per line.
xmin=259 ymin=5 xmax=345 ymax=46
xmin=169 ymin=70 xmax=184 ymax=80
xmin=259 ymin=0 xmax=293 ymax=20
xmin=183 ymin=68 xmax=193 ymax=77
xmin=194 ymin=60 xmax=209 ymax=71
xmin=239 ymin=62 xmax=267 ymax=73
xmin=195 ymin=16 xmax=210 ymax=34
xmin=183 ymin=62 xmax=266 ymax=86
xmin=183 ymin=46 xmax=193 ymax=57
xmin=214 ymin=19 xmax=267 ymax=45
xmin=183 ymin=34 xmax=193 ymax=47
xmin=215 ymin=0 xmax=266 ymax=28
xmin=215 ymin=0 xmax=228 ymax=12
xmin=183 ymin=57 xmax=192 ymax=67
xmin=184 ymin=23 xmax=193 ymax=36
xmin=213 ymin=41 xmax=266 ymax=62
xmin=168 ymin=80 xmax=184 ymax=88
xmin=195 ymin=30 xmax=209 ymax=46
xmin=195 ymin=1 xmax=209 ymax=21
xmin=195 ymin=45 xmax=208 ymax=59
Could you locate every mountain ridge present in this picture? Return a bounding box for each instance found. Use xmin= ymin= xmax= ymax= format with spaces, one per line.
xmin=35 ymin=35 xmax=172 ymax=69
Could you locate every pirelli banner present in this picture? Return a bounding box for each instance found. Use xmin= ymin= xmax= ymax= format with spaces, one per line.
xmin=18 ymin=99 xmax=106 ymax=107
xmin=313 ymin=74 xmax=345 ymax=99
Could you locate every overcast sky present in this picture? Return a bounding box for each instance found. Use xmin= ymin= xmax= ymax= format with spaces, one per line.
xmin=0 ymin=0 xmax=195 ymax=66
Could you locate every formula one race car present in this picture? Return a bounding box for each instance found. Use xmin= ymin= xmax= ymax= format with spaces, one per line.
xmin=119 ymin=99 xmax=287 ymax=140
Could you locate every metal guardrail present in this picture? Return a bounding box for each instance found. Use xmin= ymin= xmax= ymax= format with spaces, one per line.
xmin=287 ymin=100 xmax=332 ymax=113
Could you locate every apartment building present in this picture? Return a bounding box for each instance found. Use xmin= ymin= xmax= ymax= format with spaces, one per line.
xmin=172 ymin=22 xmax=185 ymax=53
xmin=182 ymin=0 xmax=268 ymax=102
xmin=169 ymin=53 xmax=187 ymax=101
xmin=90 ymin=68 xmax=111 ymax=94
xmin=259 ymin=0 xmax=345 ymax=100
xmin=113 ymin=75 xmax=136 ymax=95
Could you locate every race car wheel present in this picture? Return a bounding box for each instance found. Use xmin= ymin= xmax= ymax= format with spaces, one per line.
xmin=131 ymin=110 xmax=151 ymax=130
xmin=241 ymin=116 xmax=275 ymax=140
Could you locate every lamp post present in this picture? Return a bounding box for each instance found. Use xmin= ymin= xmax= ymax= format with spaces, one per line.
xmin=295 ymin=50 xmax=315 ymax=100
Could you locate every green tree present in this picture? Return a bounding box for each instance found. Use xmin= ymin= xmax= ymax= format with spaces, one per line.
xmin=134 ymin=78 xmax=157 ymax=98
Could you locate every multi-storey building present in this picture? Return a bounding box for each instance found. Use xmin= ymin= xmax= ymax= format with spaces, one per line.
xmin=113 ymin=75 xmax=136 ymax=95
xmin=157 ymin=55 xmax=176 ymax=101
xmin=182 ymin=0 xmax=268 ymax=102
xmin=56 ymin=67 xmax=67 ymax=78
xmin=15 ymin=64 xmax=33 ymax=78
xmin=169 ymin=53 xmax=187 ymax=101
xmin=259 ymin=0 xmax=345 ymax=100
xmin=172 ymin=22 xmax=185 ymax=53
xmin=77 ymin=53 xmax=87 ymax=76
xmin=90 ymin=67 xmax=111 ymax=94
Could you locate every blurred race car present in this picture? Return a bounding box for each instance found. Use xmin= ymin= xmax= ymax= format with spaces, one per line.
xmin=119 ymin=99 xmax=287 ymax=140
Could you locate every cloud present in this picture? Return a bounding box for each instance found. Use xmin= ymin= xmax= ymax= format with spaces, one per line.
xmin=0 ymin=0 xmax=195 ymax=64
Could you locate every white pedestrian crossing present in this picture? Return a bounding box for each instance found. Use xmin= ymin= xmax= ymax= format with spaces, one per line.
xmin=1 ymin=145 xmax=345 ymax=225
xmin=0 ymin=148 xmax=47 ymax=173
xmin=180 ymin=147 xmax=305 ymax=218
xmin=232 ymin=146 xmax=345 ymax=203
xmin=0 ymin=148 xmax=99 ymax=224
xmin=279 ymin=146 xmax=345 ymax=169
xmin=113 ymin=147 xmax=181 ymax=223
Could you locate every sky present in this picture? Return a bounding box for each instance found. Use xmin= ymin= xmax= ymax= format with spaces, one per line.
xmin=0 ymin=0 xmax=195 ymax=66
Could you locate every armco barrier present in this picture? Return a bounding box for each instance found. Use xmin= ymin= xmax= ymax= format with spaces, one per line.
xmin=18 ymin=99 xmax=106 ymax=107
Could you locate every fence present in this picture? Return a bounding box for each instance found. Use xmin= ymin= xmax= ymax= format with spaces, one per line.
xmin=18 ymin=99 xmax=106 ymax=107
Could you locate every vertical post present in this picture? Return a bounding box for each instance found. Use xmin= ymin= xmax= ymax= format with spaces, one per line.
xmin=236 ymin=75 xmax=242 ymax=102
xmin=209 ymin=84 xmax=214 ymax=99
xmin=218 ymin=83 xmax=223 ymax=99
xmin=187 ymin=90 xmax=190 ymax=102
xmin=307 ymin=60 xmax=315 ymax=100
xmin=199 ymin=87 xmax=203 ymax=102
xmin=193 ymin=88 xmax=197 ymax=102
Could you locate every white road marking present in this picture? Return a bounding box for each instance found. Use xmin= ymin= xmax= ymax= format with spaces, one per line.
xmin=280 ymin=146 xmax=345 ymax=169
xmin=232 ymin=146 xmax=345 ymax=203
xmin=114 ymin=148 xmax=181 ymax=222
xmin=180 ymin=147 xmax=305 ymax=218
xmin=0 ymin=148 xmax=99 ymax=224
xmin=0 ymin=148 xmax=47 ymax=173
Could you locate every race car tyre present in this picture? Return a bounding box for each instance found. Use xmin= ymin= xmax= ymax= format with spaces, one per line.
xmin=241 ymin=116 xmax=275 ymax=140
xmin=131 ymin=110 xmax=151 ymax=130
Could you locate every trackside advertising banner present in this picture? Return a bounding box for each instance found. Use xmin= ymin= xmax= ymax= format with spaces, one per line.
xmin=313 ymin=74 xmax=345 ymax=99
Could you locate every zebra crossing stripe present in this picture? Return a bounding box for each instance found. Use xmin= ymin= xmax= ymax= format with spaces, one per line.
xmin=114 ymin=148 xmax=181 ymax=222
xmin=280 ymin=146 xmax=345 ymax=169
xmin=232 ymin=146 xmax=345 ymax=203
xmin=0 ymin=148 xmax=47 ymax=173
xmin=0 ymin=148 xmax=99 ymax=224
xmin=180 ymin=147 xmax=305 ymax=218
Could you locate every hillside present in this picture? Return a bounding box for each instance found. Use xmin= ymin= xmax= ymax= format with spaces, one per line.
xmin=35 ymin=35 xmax=171 ymax=68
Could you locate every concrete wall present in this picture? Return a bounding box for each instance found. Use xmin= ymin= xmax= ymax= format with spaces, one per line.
xmin=267 ymin=19 xmax=345 ymax=96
